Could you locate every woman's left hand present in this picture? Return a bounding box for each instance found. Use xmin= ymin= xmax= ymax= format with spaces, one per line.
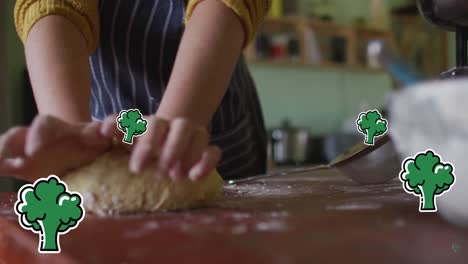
xmin=101 ymin=114 xmax=221 ymax=182
xmin=0 ymin=115 xmax=112 ymax=181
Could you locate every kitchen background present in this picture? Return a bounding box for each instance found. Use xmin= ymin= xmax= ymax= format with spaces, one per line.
xmin=0 ymin=0 xmax=457 ymax=176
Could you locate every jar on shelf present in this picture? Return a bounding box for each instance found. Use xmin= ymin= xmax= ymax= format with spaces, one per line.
xmin=271 ymin=33 xmax=289 ymax=59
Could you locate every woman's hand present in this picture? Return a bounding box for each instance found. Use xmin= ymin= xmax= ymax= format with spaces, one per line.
xmin=0 ymin=114 xmax=221 ymax=182
xmin=101 ymin=114 xmax=221 ymax=181
xmin=0 ymin=115 xmax=111 ymax=182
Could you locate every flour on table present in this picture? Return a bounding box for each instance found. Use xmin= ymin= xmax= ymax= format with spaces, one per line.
xmin=325 ymin=202 xmax=382 ymax=211
xmin=255 ymin=220 xmax=288 ymax=232
xmin=231 ymin=224 xmax=248 ymax=235
xmin=125 ymin=221 xmax=160 ymax=239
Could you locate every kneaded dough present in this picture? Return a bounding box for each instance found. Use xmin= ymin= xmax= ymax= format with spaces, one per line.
xmin=63 ymin=149 xmax=224 ymax=215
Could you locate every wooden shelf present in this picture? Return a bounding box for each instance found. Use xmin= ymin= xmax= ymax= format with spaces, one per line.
xmin=261 ymin=16 xmax=395 ymax=36
xmin=245 ymin=17 xmax=396 ymax=72
xmin=247 ymin=58 xmax=386 ymax=73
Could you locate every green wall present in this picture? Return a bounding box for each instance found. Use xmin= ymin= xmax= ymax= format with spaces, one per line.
xmin=251 ymin=66 xmax=392 ymax=134
xmin=298 ymin=0 xmax=409 ymax=23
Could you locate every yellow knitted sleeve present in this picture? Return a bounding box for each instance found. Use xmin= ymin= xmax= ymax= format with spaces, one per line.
xmin=186 ymin=0 xmax=271 ymax=47
xmin=14 ymin=0 xmax=100 ymax=54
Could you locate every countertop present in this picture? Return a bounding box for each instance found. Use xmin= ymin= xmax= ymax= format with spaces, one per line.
xmin=1 ymin=167 xmax=467 ymax=264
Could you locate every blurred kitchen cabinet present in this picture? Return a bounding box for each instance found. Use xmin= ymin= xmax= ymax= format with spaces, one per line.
xmin=245 ymin=17 xmax=395 ymax=72
xmin=391 ymin=14 xmax=448 ymax=78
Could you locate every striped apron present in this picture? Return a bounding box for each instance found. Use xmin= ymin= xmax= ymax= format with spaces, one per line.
xmin=89 ymin=0 xmax=267 ymax=179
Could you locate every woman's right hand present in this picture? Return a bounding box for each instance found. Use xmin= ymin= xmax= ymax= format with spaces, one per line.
xmin=0 ymin=115 xmax=112 ymax=182
xmin=100 ymin=114 xmax=222 ymax=182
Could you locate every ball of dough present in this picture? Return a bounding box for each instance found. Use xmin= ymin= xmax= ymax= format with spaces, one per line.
xmin=63 ymin=149 xmax=224 ymax=215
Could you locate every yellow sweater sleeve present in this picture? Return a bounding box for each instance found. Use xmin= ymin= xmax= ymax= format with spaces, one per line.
xmin=186 ymin=0 xmax=271 ymax=47
xmin=14 ymin=0 xmax=100 ymax=54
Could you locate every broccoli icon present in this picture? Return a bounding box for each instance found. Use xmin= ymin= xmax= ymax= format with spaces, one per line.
xmin=356 ymin=110 xmax=388 ymax=145
xmin=116 ymin=109 xmax=148 ymax=144
xmin=14 ymin=175 xmax=84 ymax=253
xmin=400 ymin=150 xmax=456 ymax=212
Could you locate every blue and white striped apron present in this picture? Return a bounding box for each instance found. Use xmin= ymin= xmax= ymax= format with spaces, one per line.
xmin=89 ymin=0 xmax=267 ymax=179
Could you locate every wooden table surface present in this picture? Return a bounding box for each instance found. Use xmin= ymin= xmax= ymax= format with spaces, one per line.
xmin=1 ymin=167 xmax=467 ymax=264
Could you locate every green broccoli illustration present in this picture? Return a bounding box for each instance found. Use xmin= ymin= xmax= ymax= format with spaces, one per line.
xmin=400 ymin=150 xmax=456 ymax=212
xmin=356 ymin=110 xmax=388 ymax=145
xmin=14 ymin=175 xmax=84 ymax=253
xmin=116 ymin=109 xmax=148 ymax=144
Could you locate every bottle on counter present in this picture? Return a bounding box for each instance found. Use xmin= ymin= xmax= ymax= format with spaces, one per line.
xmin=269 ymin=0 xmax=283 ymax=18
